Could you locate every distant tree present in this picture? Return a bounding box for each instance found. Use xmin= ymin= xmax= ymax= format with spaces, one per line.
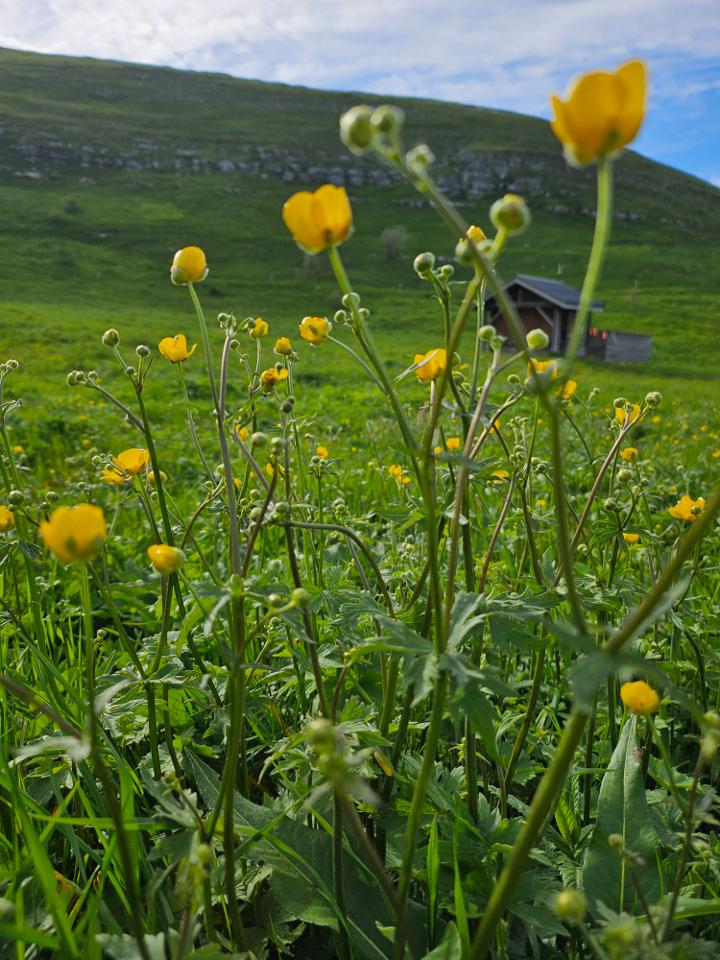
xmin=381 ymin=225 xmax=409 ymax=260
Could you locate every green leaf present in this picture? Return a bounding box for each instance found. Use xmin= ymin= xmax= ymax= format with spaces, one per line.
xmin=582 ymin=716 xmax=661 ymax=917
xmin=424 ymin=922 xmax=462 ymax=959
xmin=95 ymin=934 xmax=167 ymax=960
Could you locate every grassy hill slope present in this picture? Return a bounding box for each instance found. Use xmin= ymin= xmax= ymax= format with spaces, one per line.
xmin=0 ymin=45 xmax=718 ymax=434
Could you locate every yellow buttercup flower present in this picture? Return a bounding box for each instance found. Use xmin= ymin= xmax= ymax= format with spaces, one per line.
xmin=40 ymin=504 xmax=106 ymax=564
xmin=623 ymin=532 xmax=640 ymax=544
xmin=259 ymin=367 xmax=289 ymax=391
xmin=158 ymin=333 xmax=197 ymax=364
xmin=414 ymin=348 xmax=447 ymax=383
xmin=170 ymin=246 xmax=208 ymax=285
xmin=250 ymin=318 xmax=269 ymax=339
xmin=299 ymin=316 xmax=332 ymax=345
xmin=615 ymin=403 xmax=641 ymax=426
xmin=282 ymin=184 xmax=353 ymax=254
xmin=620 ymin=447 xmax=638 ymax=462
xmin=550 ymin=60 xmax=647 ymax=165
xmin=0 ymin=506 xmax=15 ymax=532
xmin=388 ymin=464 xmax=404 ymax=480
xmin=147 ymin=544 xmax=186 ymax=574
xmin=490 ymin=470 xmax=509 ymax=481
xmin=115 ymin=448 xmax=150 ymax=475
xmin=316 ymin=445 xmax=329 ymax=460
xmin=275 ymin=337 xmax=293 ymax=356
xmin=620 ymin=680 xmax=659 ymax=716
xmin=446 ymin=436 xmax=461 ymax=452
xmin=466 ymin=224 xmax=486 ymax=244
xmin=528 ymin=358 xmax=558 ymax=380
xmin=235 ymin=424 xmax=250 ymax=441
xmin=559 ymin=379 xmax=577 ymax=400
xmin=668 ymin=494 xmax=705 ymax=522
xmin=102 ymin=467 xmax=127 ymax=485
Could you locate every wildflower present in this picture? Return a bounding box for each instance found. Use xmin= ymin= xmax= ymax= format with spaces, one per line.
xmin=446 ymin=436 xmax=461 ymax=452
xmin=250 ymin=317 xmax=269 ymax=339
xmin=466 ymin=224 xmax=486 ymax=244
xmin=158 ymin=333 xmax=197 ymax=364
xmin=0 ymin=506 xmax=15 ymax=532
xmin=620 ymin=446 xmax=638 ymax=462
xmin=170 ymin=246 xmax=208 ymax=285
xmin=275 ymin=336 xmax=293 ymax=355
xmin=712 ymin=450 xmax=720 ymax=459
xmin=40 ymin=504 xmax=106 ymax=563
xmin=652 ymin=415 xmax=661 ymax=425
xmin=623 ymin=532 xmax=640 ymax=544
xmin=490 ymin=470 xmax=510 ymax=480
xmin=537 ymin=498 xmax=546 ymax=508
xmin=265 ymin=462 xmax=285 ymax=479
xmin=316 ymin=445 xmax=329 ymax=460
xmin=116 ymin=448 xmax=150 ymax=475
xmin=282 ymin=184 xmax=353 ymax=254
xmin=528 ymin=358 xmax=558 ymax=380
xmin=235 ymin=424 xmax=250 ymax=441
xmin=414 ymin=348 xmax=447 ymax=382
xmin=12 ymin=445 xmax=23 ymax=455
xmin=668 ymin=494 xmax=705 ymax=522
xmin=388 ymin=464 xmax=405 ymax=481
xmin=299 ymin=316 xmax=332 ymax=345
xmin=259 ymin=367 xmax=289 ymax=392
xmin=147 ymin=544 xmax=185 ymax=574
xmin=550 ymin=60 xmax=647 ymax=165
xmin=559 ymin=379 xmax=577 ymax=400
xmin=102 ymin=467 xmax=127 ymax=485
xmin=615 ymin=403 xmax=641 ymax=426
xmin=400 ymin=476 xmax=411 ymax=486
xmin=620 ymin=680 xmax=659 ymax=716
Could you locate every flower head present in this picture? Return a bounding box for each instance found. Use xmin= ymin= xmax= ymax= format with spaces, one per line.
xmin=275 ymin=336 xmax=293 ymax=356
xmin=282 ymin=185 xmax=353 ymax=254
xmin=250 ymin=317 xmax=269 ymax=339
xmin=0 ymin=506 xmax=15 ymax=533
xmin=148 ymin=544 xmax=185 ymax=574
xmin=559 ymin=379 xmax=577 ymax=400
xmin=40 ymin=504 xmax=106 ymax=563
xmin=446 ymin=436 xmax=461 ymax=452
xmin=299 ymin=316 xmax=332 ymax=345
xmin=550 ymin=60 xmax=647 ymax=165
xmin=669 ymin=494 xmax=705 ymax=522
xmin=623 ymin=532 xmax=640 ymax=544
xmin=620 ymin=446 xmax=638 ymax=462
xmin=620 ymin=680 xmax=659 ymax=716
xmin=388 ymin=464 xmax=404 ymax=481
xmin=528 ymin=358 xmax=558 ymax=380
xmin=615 ymin=403 xmax=641 ymax=426
xmin=316 ymin=445 xmax=330 ymax=460
xmin=115 ymin=448 xmax=150 ymax=475
xmin=414 ymin=348 xmax=447 ymax=383
xmin=259 ymin=367 xmax=289 ymax=392
xmin=159 ymin=334 xmax=197 ymax=364
xmin=170 ymin=246 xmax=208 ymax=285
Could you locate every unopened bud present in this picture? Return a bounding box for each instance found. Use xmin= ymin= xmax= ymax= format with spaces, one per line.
xmin=339 ymin=105 xmax=375 ymax=154
xmin=102 ymin=328 xmax=120 ymax=347
xmin=490 ymin=194 xmax=530 ymax=234
xmin=645 ymin=391 xmax=662 ymax=407
xmin=291 ymin=587 xmax=311 ymax=609
xmin=371 ymin=104 xmax=404 ymax=135
xmin=413 ymin=252 xmax=435 ymax=277
xmin=479 ymin=325 xmax=496 ymax=342
xmin=553 ymin=889 xmax=587 ymax=923
xmin=526 ymin=328 xmax=549 ymax=350
xmin=8 ymin=490 xmax=23 ymax=505
xmin=135 ymin=344 xmax=150 ymax=358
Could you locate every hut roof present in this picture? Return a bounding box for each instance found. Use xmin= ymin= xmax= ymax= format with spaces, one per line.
xmin=500 ymin=274 xmax=604 ymax=311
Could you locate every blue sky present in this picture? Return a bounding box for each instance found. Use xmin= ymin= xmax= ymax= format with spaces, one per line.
xmin=3 ymin=0 xmax=719 ymax=185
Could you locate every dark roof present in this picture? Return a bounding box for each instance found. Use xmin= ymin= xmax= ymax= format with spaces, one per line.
xmin=503 ymin=274 xmax=604 ymax=311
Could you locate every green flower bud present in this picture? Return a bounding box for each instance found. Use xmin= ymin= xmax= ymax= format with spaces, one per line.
xmin=341 ymin=291 xmax=361 ymax=309
xmin=490 ymin=335 xmax=506 ymax=352
xmin=339 ymin=104 xmax=375 ymax=154
xmin=135 ymin=344 xmax=150 ymax=358
xmin=489 ymin=194 xmax=530 ymax=234
xmin=102 ymin=328 xmax=120 ymax=347
xmin=371 ymin=104 xmax=404 ymax=134
xmin=413 ymin=252 xmax=435 ymax=277
xmin=553 ymin=889 xmax=587 ymax=923
xmin=613 ymin=396 xmax=627 ymax=408
xmin=608 ymin=833 xmax=624 ymax=849
xmin=479 ymin=325 xmax=496 ymax=341
xmin=526 ymin=328 xmax=549 ymax=350
xmin=645 ymin=391 xmax=662 ymax=407
xmin=251 ymin=432 xmax=268 ymax=449
xmin=8 ymin=490 xmax=24 ymax=505
xmin=438 ymin=264 xmax=454 ymax=280
xmin=406 ymin=144 xmax=435 ymax=171
xmin=291 ymin=587 xmax=311 ymax=609
xmin=617 ymin=468 xmax=632 ymax=483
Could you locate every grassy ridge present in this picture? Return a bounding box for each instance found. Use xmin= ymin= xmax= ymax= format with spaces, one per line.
xmin=0 ymin=45 xmax=718 ymax=430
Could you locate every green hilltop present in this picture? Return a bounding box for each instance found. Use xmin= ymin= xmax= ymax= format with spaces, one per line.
xmin=0 ymin=45 xmax=718 ymax=413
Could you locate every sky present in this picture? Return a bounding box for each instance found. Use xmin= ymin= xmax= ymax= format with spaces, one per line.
xmin=2 ymin=0 xmax=719 ymax=186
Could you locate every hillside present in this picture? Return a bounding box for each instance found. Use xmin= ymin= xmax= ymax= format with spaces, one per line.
xmin=0 ymin=45 xmax=718 ymax=411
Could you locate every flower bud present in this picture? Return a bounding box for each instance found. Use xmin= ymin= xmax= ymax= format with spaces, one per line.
xmin=413 ymin=252 xmax=435 ymax=277
xmin=251 ymin=432 xmax=268 ymax=449
xmin=617 ymin=468 xmax=632 ymax=483
xmin=479 ymin=325 xmax=496 ymax=341
xmin=603 ymin=498 xmax=619 ymax=512
xmin=291 ymin=587 xmax=311 ymax=609
xmin=490 ymin=335 xmax=506 ymax=352
xmin=704 ymin=711 xmax=720 ymax=729
xmin=507 ymin=373 xmax=521 ymax=384
xmin=333 ymin=309 xmax=349 ymax=324
xmin=147 ymin=544 xmax=185 ymax=574
xmin=553 ymin=889 xmax=587 ymax=923
xmin=102 ymin=328 xmax=120 ymax=347
xmin=438 ymin=264 xmax=454 ymax=281
xmin=490 ymin=194 xmax=530 ymax=234
xmin=526 ymin=328 xmax=549 ymax=350
xmin=608 ymin=833 xmax=624 ymax=849
xmin=170 ymin=246 xmax=208 ymax=285
xmin=339 ymin=105 xmax=375 ymax=154
xmin=613 ymin=397 xmax=627 ymax=408
xmin=645 ymin=391 xmax=662 ymax=407
xmin=341 ymin=292 xmax=361 ymax=309
xmin=371 ymin=104 xmax=404 ymax=135
xmin=8 ymin=490 xmax=24 ymax=505
xmin=406 ymin=144 xmax=435 ymax=171
xmin=135 ymin=344 xmax=150 ymax=358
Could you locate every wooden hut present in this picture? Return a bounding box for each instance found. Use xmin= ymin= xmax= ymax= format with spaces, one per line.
xmin=484 ymin=274 xmax=603 ymax=355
